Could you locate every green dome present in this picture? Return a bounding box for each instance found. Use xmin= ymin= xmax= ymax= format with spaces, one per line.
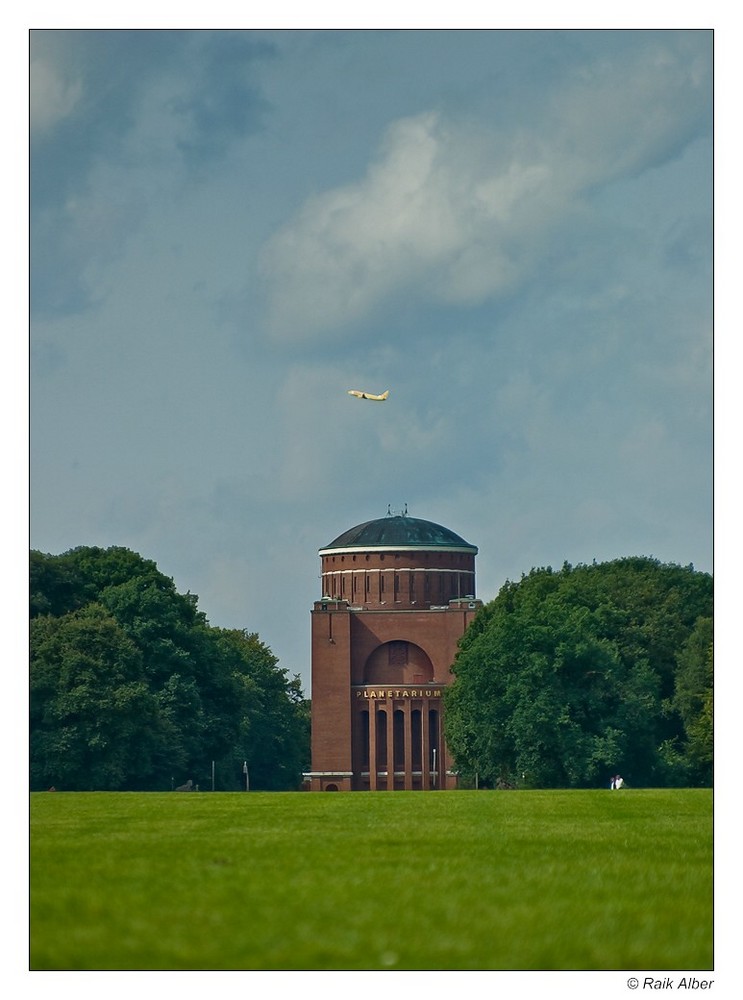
xmin=320 ymin=514 xmax=477 ymax=555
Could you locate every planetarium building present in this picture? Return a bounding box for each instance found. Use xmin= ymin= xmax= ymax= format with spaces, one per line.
xmin=305 ymin=511 xmax=482 ymax=791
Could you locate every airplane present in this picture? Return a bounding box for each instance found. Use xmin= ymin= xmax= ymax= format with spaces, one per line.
xmin=347 ymin=389 xmax=390 ymax=401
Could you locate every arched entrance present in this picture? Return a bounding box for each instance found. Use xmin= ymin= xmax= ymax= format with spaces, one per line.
xmin=363 ymin=640 xmax=434 ymax=685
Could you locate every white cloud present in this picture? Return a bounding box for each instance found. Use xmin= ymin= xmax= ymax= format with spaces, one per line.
xmin=260 ymin=38 xmax=709 ymax=343
xmin=260 ymin=110 xmax=534 ymax=339
xmin=29 ymin=30 xmax=713 ymax=695
xmin=30 ymin=57 xmax=82 ymax=134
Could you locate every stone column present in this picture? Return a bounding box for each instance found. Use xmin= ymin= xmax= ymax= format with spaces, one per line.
xmin=422 ymin=697 xmax=431 ymax=790
xmin=404 ymin=700 xmax=413 ymax=790
xmin=386 ymin=700 xmax=395 ymax=791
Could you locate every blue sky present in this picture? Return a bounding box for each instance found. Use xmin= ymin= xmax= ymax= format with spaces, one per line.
xmin=30 ymin=28 xmax=713 ymax=693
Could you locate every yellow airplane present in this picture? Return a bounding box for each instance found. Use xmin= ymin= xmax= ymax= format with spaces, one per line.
xmin=347 ymin=389 xmax=390 ymax=401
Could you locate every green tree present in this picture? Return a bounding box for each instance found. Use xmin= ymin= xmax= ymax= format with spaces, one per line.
xmin=30 ymin=546 xmax=163 ymax=619
xmin=215 ymin=629 xmax=310 ymax=790
xmin=30 ymin=604 xmax=164 ymax=789
xmin=668 ymin=616 xmax=713 ymax=783
xmin=445 ymin=558 xmax=712 ymax=788
xmin=30 ymin=547 xmax=309 ymax=791
xmin=30 ymin=549 xmax=82 ymax=617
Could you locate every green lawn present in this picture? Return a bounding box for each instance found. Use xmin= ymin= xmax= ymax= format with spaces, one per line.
xmin=30 ymin=788 xmax=712 ymax=971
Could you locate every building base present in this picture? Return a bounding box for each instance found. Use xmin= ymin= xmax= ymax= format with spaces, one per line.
xmin=302 ymin=772 xmax=353 ymax=792
xmin=302 ymin=771 xmax=460 ymax=791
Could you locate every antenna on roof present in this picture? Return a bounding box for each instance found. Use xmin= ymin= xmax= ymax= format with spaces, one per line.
xmin=387 ymin=503 xmax=409 ymax=517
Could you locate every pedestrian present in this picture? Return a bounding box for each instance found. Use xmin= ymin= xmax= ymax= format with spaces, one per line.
xmin=615 ymin=775 xmax=624 ymax=789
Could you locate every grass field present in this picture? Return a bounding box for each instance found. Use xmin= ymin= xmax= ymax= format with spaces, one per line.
xmin=30 ymin=788 xmax=712 ymax=971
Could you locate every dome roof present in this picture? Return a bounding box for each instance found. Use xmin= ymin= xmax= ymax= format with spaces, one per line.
xmin=319 ymin=514 xmax=477 ymax=555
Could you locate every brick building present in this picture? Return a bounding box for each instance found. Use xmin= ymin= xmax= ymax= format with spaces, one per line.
xmin=304 ymin=511 xmax=482 ymax=791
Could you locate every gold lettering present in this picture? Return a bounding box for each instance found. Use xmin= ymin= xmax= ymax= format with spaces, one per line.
xmin=354 ymin=686 xmax=444 ymax=699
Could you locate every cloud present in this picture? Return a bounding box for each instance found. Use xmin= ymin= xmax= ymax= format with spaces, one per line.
xmin=30 ymin=57 xmax=82 ymax=135
xmin=30 ymin=31 xmax=275 ymax=317
xmin=29 ymin=30 xmax=712 ymax=693
xmin=260 ymin=111 xmax=519 ymax=339
xmin=260 ymin=37 xmax=710 ymax=343
xmin=170 ymin=33 xmax=275 ymax=168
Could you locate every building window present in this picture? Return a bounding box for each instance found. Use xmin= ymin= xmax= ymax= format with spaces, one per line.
xmin=429 ymin=709 xmax=439 ymax=756
xmin=411 ymin=710 xmax=422 ymax=771
xmin=360 ymin=711 xmax=369 ymax=767
xmin=394 ymin=710 xmax=405 ymax=770
xmin=388 ymin=641 xmax=408 ymax=666
xmin=377 ymin=710 xmax=387 ymax=768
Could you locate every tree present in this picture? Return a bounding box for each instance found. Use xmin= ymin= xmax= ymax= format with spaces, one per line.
xmin=444 ymin=558 xmax=712 ymax=788
xmin=667 ymin=616 xmax=713 ymax=783
xmin=30 ymin=547 xmax=309 ymax=790
xmin=30 ymin=546 xmax=162 ymax=619
xmin=215 ymin=629 xmax=310 ymax=790
xmin=30 ymin=604 xmax=164 ymax=790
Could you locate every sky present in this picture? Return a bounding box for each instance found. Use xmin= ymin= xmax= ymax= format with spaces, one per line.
xmin=30 ymin=27 xmax=713 ymax=695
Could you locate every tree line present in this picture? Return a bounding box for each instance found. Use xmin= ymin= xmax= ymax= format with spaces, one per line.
xmin=444 ymin=557 xmax=712 ymax=788
xmin=30 ymin=546 xmax=310 ymax=791
xmin=31 ymin=547 xmax=712 ymax=792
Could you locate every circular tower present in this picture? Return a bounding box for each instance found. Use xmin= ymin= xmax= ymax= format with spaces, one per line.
xmin=306 ymin=512 xmax=482 ymax=791
xmin=319 ymin=513 xmax=478 ymax=609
